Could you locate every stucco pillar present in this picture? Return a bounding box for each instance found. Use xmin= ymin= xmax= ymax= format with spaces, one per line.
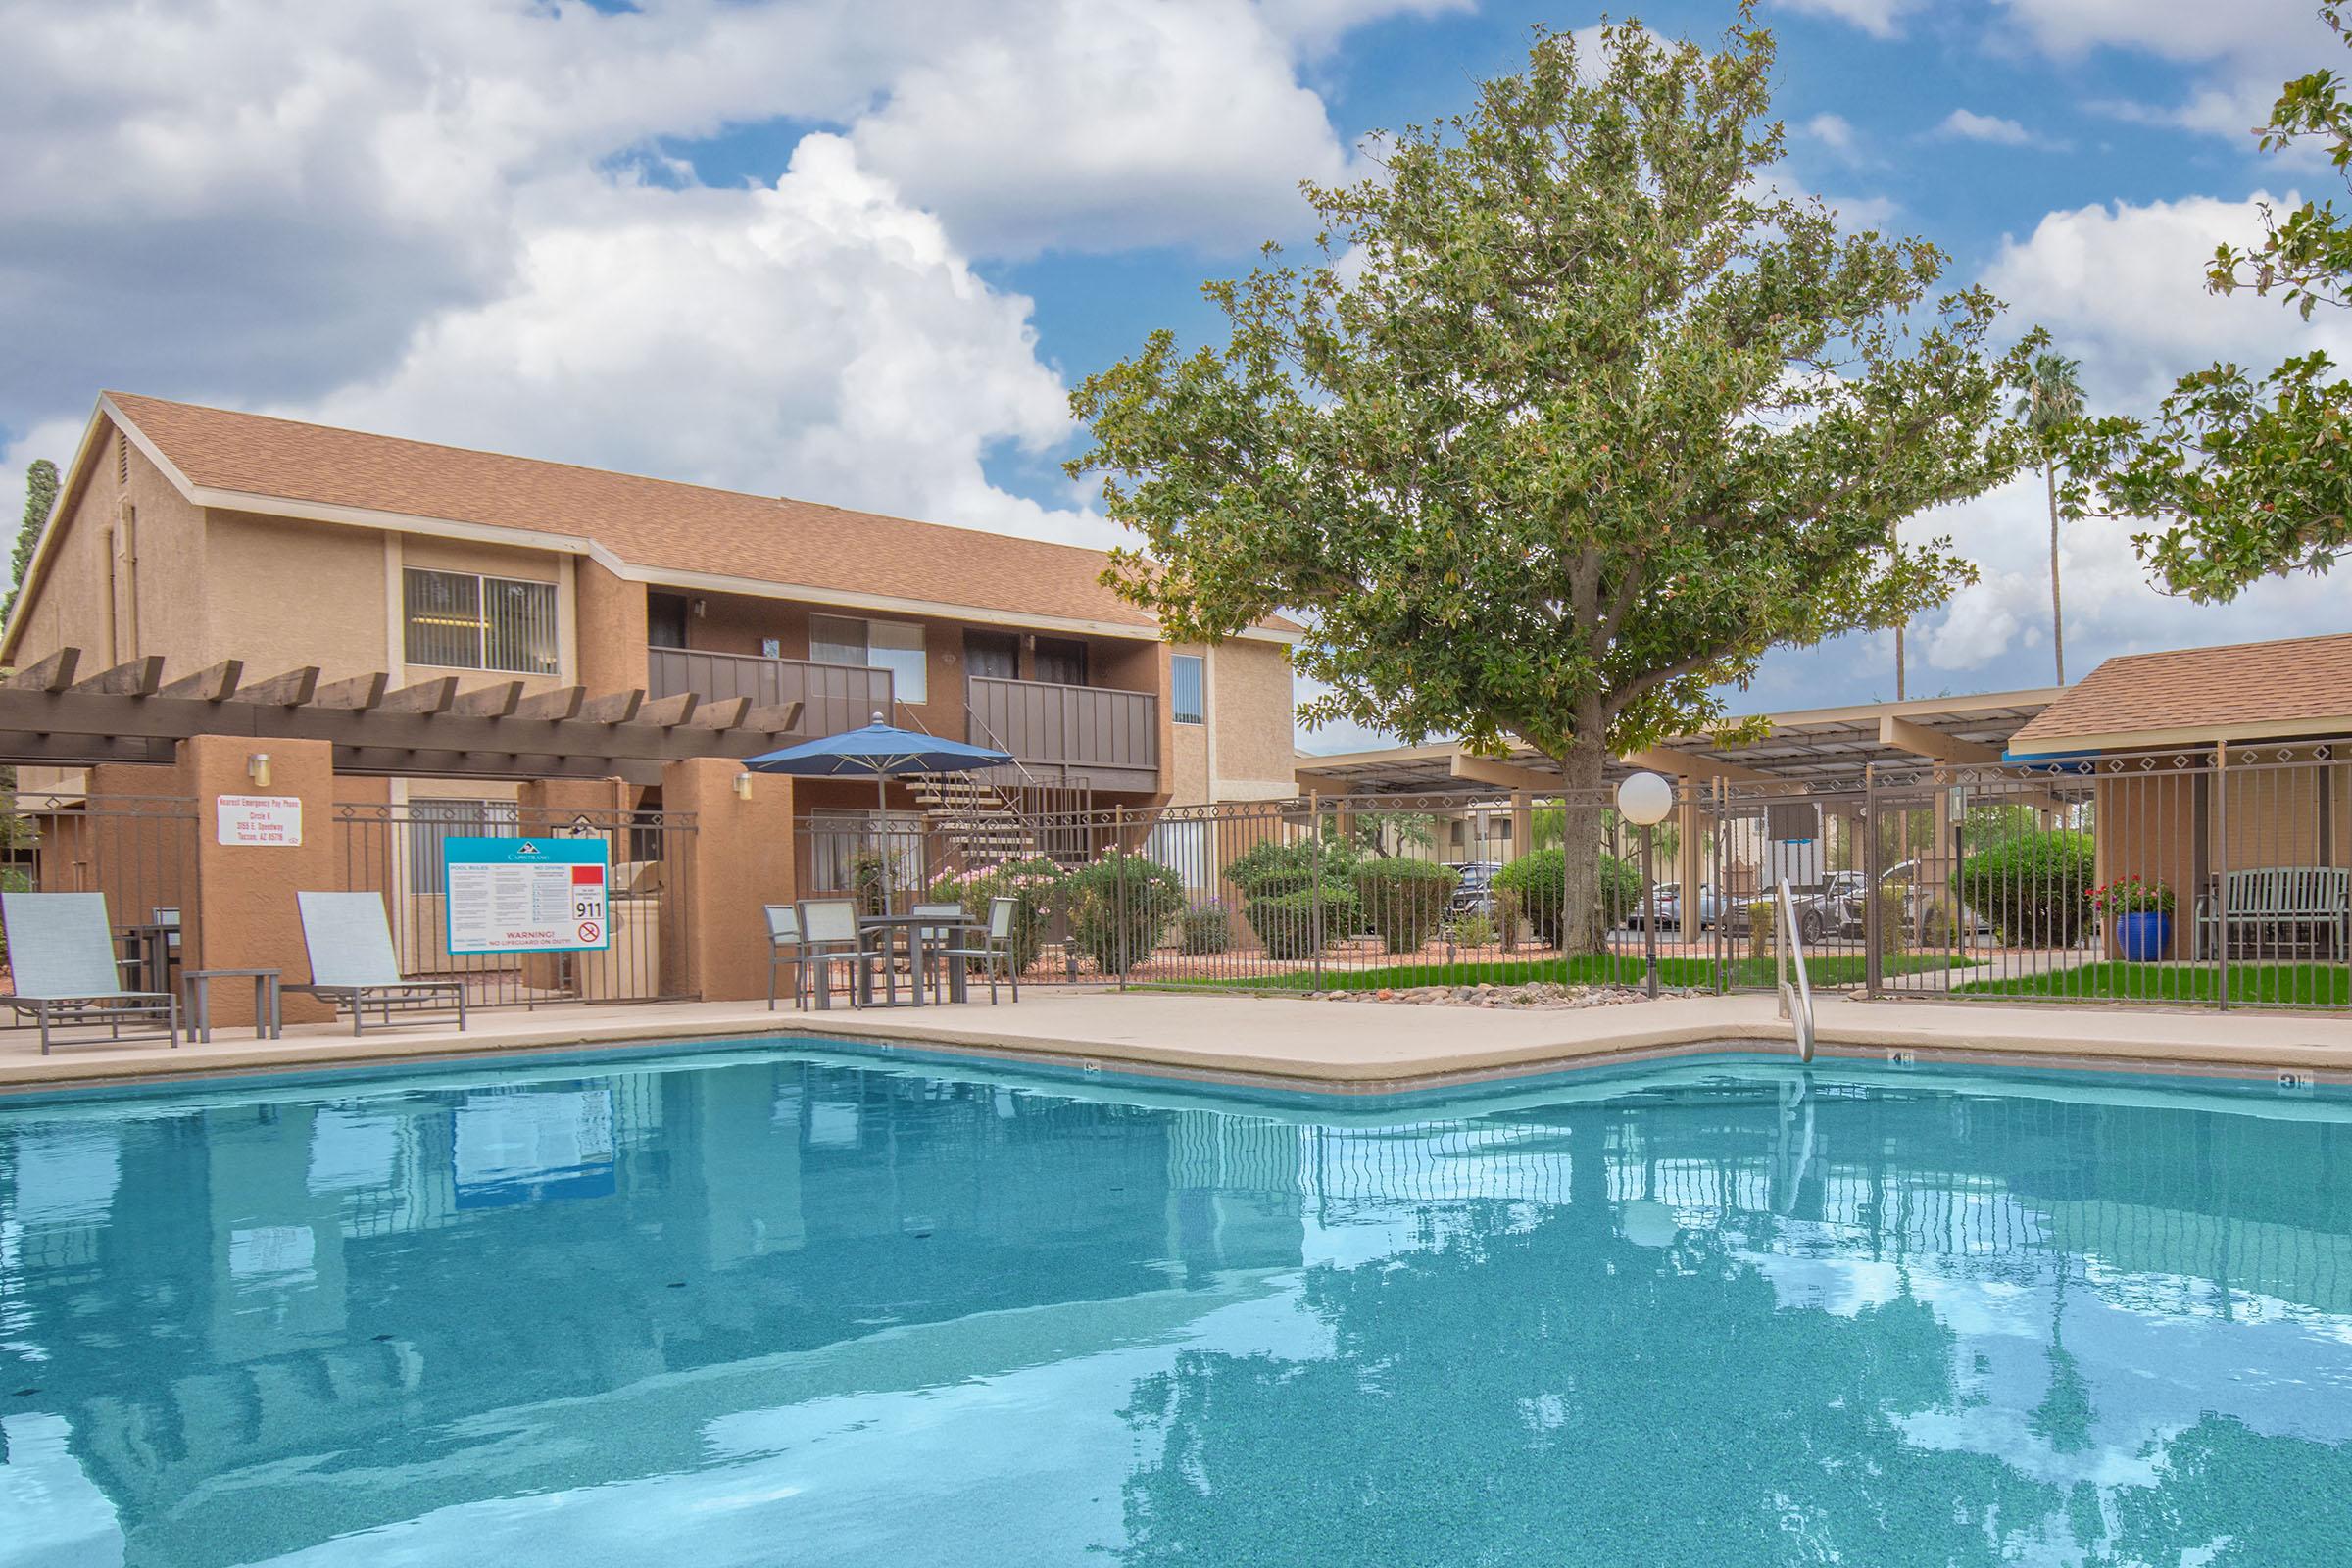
xmin=661 ymin=757 xmax=796 ymax=1003
xmin=576 ymin=558 xmax=650 ymax=696
xmin=176 ymin=734 xmax=340 ymax=1026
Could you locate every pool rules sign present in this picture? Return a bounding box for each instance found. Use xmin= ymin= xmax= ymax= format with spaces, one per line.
xmin=443 ymin=837 xmax=612 ymax=955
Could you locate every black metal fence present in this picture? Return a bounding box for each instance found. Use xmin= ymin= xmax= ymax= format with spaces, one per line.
xmin=332 ymin=802 xmax=697 ymax=1007
xmin=0 ymin=789 xmax=199 ymax=986
xmin=787 ymin=751 xmax=2351 ymax=1010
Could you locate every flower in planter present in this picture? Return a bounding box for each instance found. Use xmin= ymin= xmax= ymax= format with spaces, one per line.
xmin=2084 ymin=875 xmax=2177 ymax=917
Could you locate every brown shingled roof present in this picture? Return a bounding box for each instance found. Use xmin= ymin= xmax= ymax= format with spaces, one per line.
xmin=107 ymin=392 xmax=1289 ymax=635
xmin=2006 ymin=631 xmax=2352 ymax=751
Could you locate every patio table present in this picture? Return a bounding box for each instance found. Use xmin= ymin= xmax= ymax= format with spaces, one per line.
xmin=856 ymin=913 xmax=980 ymax=1007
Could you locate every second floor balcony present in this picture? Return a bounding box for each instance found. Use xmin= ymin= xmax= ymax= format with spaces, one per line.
xmin=646 ymin=647 xmax=1161 ymax=792
xmin=647 ymin=646 xmax=893 ymax=741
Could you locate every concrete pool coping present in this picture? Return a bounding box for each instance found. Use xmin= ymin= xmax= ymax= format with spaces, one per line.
xmin=1 ymin=987 xmax=2350 ymax=1097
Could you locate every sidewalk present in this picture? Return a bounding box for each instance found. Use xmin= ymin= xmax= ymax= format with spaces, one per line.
xmin=3 ymin=986 xmax=2350 ymax=1095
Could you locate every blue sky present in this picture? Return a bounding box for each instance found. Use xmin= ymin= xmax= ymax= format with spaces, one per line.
xmin=5 ymin=0 xmax=2347 ymax=751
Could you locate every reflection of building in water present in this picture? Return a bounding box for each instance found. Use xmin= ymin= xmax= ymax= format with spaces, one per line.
xmin=4 ymin=1064 xmax=2352 ymax=1566
xmin=0 ymin=1060 xmax=1307 ymax=1566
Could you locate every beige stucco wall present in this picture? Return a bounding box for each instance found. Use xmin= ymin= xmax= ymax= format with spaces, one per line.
xmin=577 ymin=557 xmax=649 ymax=695
xmin=1206 ymin=638 xmax=1297 ymax=802
xmin=13 ymin=420 xmax=208 ymax=671
xmin=204 ymin=509 xmax=389 ymax=682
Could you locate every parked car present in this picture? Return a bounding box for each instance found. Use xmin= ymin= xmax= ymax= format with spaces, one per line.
xmin=1781 ymin=861 xmax=1990 ymax=944
xmin=1627 ymin=882 xmax=1725 ymax=931
xmin=1446 ymin=861 xmax=1503 ymax=918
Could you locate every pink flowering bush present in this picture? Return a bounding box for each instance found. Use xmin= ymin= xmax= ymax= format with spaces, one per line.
xmin=927 ymin=855 xmax=1062 ymax=972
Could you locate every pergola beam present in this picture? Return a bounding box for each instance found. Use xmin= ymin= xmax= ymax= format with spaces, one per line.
xmin=69 ymin=656 xmax=165 ymax=697
xmin=2 ymin=649 xmax=79 ymax=692
xmin=1447 ymin=754 xmax=1559 ymax=791
xmin=1618 ymin=746 xmax=1777 ymax=786
xmin=156 ymin=660 xmax=243 ymax=702
xmin=1879 ymin=714 xmax=2004 ymax=765
xmin=230 ymin=666 xmax=321 ymax=707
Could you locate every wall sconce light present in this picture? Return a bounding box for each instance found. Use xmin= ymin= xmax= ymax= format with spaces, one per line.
xmin=733 ymin=772 xmax=755 ymax=802
xmin=691 ymin=598 xmax=709 ymax=618
xmin=247 ymin=753 xmax=271 ymax=789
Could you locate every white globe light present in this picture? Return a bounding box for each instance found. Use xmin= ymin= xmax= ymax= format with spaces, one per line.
xmin=1616 ymin=770 xmax=1674 ymax=827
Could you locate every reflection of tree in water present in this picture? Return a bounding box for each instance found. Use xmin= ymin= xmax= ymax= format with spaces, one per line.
xmin=1118 ymin=1202 xmax=2056 ymax=1567
xmin=2109 ymin=1414 xmax=2352 ymax=1566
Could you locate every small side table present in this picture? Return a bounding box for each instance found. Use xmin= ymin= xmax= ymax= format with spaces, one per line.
xmin=182 ymin=968 xmax=283 ymax=1043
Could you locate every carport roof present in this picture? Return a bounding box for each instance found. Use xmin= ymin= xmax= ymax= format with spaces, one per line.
xmin=1295 ymin=687 xmax=2064 ymax=794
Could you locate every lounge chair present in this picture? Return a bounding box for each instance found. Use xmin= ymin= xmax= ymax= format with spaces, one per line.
xmin=1 ymin=892 xmax=180 ymax=1054
xmin=932 ymin=895 xmax=1022 ymax=1004
xmin=286 ymin=891 xmax=467 ymax=1036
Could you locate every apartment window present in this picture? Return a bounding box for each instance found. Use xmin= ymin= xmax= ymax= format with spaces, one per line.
xmin=404 ymin=568 xmax=559 ymax=674
xmin=810 ymin=613 xmax=926 ymax=703
xmin=1171 ymin=654 xmax=1205 ymax=725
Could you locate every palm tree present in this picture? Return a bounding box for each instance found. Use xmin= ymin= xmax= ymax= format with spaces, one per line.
xmin=2016 ymin=352 xmax=2085 ymax=685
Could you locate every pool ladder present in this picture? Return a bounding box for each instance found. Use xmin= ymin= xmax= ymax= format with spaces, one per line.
xmin=1775 ymin=879 xmax=1816 ymax=1063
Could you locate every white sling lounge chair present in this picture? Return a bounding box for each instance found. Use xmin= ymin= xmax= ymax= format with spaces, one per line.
xmin=285 ymin=892 xmax=467 ymax=1036
xmin=1 ymin=892 xmax=179 ymax=1054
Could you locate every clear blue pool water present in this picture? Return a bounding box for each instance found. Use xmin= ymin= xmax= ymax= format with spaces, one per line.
xmin=3 ymin=1044 xmax=2351 ymax=1566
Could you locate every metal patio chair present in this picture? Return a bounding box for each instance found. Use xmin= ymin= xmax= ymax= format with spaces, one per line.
xmin=932 ymin=895 xmax=1022 ymax=1004
xmin=908 ymin=902 xmax=971 ymax=1003
xmin=794 ymin=898 xmax=874 ymax=1009
xmin=766 ymin=903 xmax=812 ymax=1010
xmin=285 ymin=891 xmax=467 ymax=1036
xmin=1 ymin=891 xmax=180 ymax=1054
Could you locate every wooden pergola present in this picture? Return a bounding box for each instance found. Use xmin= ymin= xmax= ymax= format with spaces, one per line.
xmin=0 ymin=649 xmax=808 ymax=784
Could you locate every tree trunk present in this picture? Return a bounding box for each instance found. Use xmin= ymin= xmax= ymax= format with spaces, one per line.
xmin=1556 ymin=719 xmax=1609 ymax=956
xmin=2045 ymin=459 xmax=2065 ymax=686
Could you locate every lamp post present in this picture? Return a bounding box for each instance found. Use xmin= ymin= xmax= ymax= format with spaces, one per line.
xmin=1616 ymin=770 xmax=1674 ymax=998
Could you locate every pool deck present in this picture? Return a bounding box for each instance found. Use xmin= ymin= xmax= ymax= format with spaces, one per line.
xmin=3 ymin=986 xmax=2351 ymax=1095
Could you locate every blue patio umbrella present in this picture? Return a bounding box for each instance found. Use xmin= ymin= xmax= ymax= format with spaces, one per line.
xmin=742 ymin=713 xmax=1012 ymax=811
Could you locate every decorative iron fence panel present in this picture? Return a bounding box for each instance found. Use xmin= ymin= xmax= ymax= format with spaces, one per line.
xmin=331 ymin=802 xmax=697 ymax=1008
xmin=0 ymin=790 xmax=200 ymax=988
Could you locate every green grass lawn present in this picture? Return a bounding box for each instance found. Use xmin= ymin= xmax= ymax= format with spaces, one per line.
xmin=1150 ymin=952 xmax=1968 ymax=993
xmin=1954 ymin=962 xmax=2351 ymax=1006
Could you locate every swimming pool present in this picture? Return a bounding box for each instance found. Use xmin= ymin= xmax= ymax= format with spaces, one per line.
xmin=3 ymin=1043 xmax=2349 ymax=1566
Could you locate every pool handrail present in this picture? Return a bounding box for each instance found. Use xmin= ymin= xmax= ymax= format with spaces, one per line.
xmin=1775 ymin=878 xmax=1816 ymax=1063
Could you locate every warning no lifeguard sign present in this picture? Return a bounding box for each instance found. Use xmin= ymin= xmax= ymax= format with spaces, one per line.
xmin=443 ymin=836 xmax=612 ymax=955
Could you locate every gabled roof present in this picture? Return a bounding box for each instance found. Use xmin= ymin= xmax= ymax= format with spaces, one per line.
xmin=2006 ymin=631 xmax=2352 ymax=753
xmin=7 ymin=392 xmax=1298 ymax=658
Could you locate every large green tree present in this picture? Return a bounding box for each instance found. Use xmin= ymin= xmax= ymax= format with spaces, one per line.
xmin=2067 ymin=4 xmax=2352 ymax=599
xmin=4 ymin=458 xmax=59 ymax=627
xmin=1070 ymin=15 xmax=2031 ymax=951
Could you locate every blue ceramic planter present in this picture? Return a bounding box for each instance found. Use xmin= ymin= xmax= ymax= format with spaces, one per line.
xmin=2116 ymin=910 xmax=2172 ymax=962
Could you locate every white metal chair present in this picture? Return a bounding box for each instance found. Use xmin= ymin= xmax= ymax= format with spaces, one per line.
xmin=932 ymin=895 xmax=1021 ymax=1004
xmin=285 ymin=891 xmax=467 ymax=1036
xmin=0 ymin=892 xmax=180 ymax=1054
xmin=795 ymin=898 xmax=872 ymax=1009
xmin=766 ymin=903 xmax=810 ymax=1010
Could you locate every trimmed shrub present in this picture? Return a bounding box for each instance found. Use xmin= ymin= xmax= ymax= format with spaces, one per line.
xmin=1951 ymin=830 xmax=2094 ymax=946
xmin=1352 ymin=858 xmax=1460 ymax=953
xmin=1247 ymin=885 xmax=1362 ymax=960
xmin=1178 ymin=900 xmax=1234 ymax=955
xmin=1225 ymin=834 xmax=1361 ymax=898
xmin=1492 ymin=847 xmax=1643 ymax=949
xmin=1060 ymin=850 xmax=1184 ymax=974
xmin=1448 ymin=911 xmax=1498 ymax=951
xmin=928 ymin=855 xmax=1061 ymax=974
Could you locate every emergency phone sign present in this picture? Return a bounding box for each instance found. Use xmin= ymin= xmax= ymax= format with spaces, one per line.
xmin=443 ymin=837 xmax=612 ymax=955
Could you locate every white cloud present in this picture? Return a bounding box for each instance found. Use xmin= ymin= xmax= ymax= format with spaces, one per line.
xmin=1802 ymin=112 xmax=1864 ymax=162
xmin=849 ymin=0 xmax=1366 ymax=257
xmin=1771 ymin=0 xmax=1920 ymax=42
xmin=1981 ymin=192 xmax=2350 ymax=407
xmin=285 ymin=138 xmax=1109 ymax=548
xmin=1992 ymin=0 xmax=2324 ymax=65
xmin=1936 ymin=109 xmax=2035 ymax=147
xmin=0 ymin=0 xmax=1456 ymax=566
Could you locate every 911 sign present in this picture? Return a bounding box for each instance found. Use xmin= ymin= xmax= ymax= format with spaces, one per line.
xmin=443 ymin=836 xmax=614 ymax=955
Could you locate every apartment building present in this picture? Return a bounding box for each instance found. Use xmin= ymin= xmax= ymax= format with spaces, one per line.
xmin=3 ymin=393 xmax=1300 ymax=817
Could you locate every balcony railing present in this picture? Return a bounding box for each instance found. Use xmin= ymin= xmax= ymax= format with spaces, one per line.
xmin=966 ymin=674 xmax=1158 ymax=789
xmin=646 ymin=647 xmax=892 ymax=740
